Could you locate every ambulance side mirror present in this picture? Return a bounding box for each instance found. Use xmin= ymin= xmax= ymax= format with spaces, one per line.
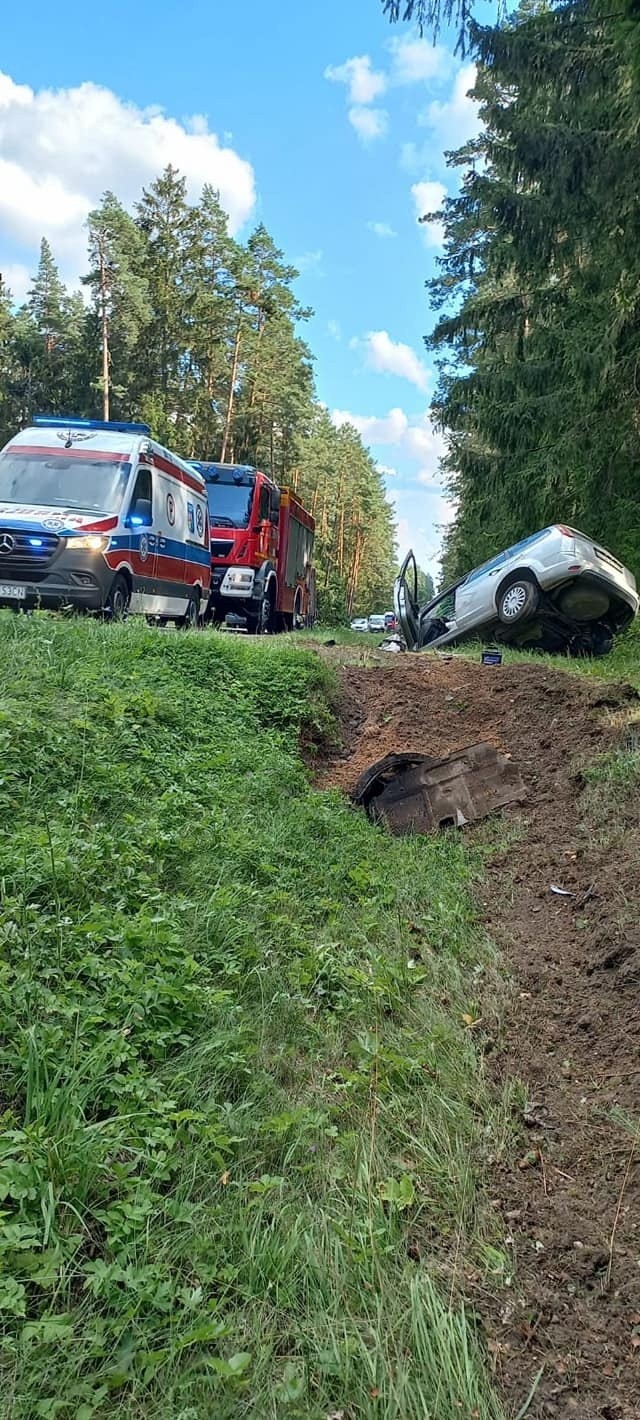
xmin=127 ymin=497 xmax=152 ymax=528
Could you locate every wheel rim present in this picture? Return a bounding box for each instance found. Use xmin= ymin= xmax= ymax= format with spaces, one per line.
xmin=502 ymin=584 xmax=527 ymax=619
xmin=111 ymin=585 xmax=127 ymax=619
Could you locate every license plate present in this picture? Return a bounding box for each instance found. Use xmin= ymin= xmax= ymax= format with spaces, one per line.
xmin=0 ymin=583 xmax=26 ymax=599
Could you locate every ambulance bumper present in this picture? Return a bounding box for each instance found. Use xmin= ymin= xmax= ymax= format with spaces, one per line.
xmin=0 ymin=558 xmax=111 ymax=611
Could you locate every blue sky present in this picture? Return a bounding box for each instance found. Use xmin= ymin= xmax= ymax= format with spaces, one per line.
xmin=0 ymin=0 xmax=484 ymax=578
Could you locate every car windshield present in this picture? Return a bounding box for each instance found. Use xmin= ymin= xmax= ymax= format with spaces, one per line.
xmin=0 ymin=449 xmax=131 ymax=513
xmin=205 ymin=482 xmax=254 ymax=529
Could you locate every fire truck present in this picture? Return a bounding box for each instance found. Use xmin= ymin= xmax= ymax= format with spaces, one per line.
xmin=187 ymin=461 xmax=316 ymax=633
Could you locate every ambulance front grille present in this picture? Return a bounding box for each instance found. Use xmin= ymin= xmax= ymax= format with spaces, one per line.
xmin=0 ymin=527 xmax=60 ymax=579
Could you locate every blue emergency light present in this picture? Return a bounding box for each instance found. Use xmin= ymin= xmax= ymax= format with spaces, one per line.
xmin=187 ymin=461 xmax=255 ymax=484
xmin=33 ymin=416 xmax=151 ymax=435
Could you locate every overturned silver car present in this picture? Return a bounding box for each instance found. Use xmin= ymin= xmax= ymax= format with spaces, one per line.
xmin=395 ymin=525 xmax=638 ymax=656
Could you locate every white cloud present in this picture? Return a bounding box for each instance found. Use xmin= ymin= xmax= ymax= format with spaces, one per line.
xmin=333 ymin=403 xmax=452 ymax=573
xmin=0 ymin=70 xmax=256 ymax=281
xmin=368 ymin=220 xmax=397 ymax=238
xmin=332 ymin=405 xmax=445 ymax=481
xmin=325 ymin=55 xmax=387 ymax=105
xmin=1 ymin=260 xmax=31 ymax=304
xmin=389 ymin=36 xmax=453 ymax=85
xmin=376 ymin=462 xmax=399 ymax=478
xmin=333 ymin=405 xmax=410 ymax=447
xmin=296 ymin=248 xmax=323 ymax=273
xmin=405 ymin=420 xmax=446 ymax=473
xmin=327 ymin=318 xmax=342 ymax=341
xmin=418 ymin=64 xmax=480 ymax=150
xmin=348 ymin=106 xmax=388 ymax=143
xmin=360 ymin=330 xmax=429 ymax=391
xmin=394 ymin=487 xmax=456 ymax=580
xmin=400 ymin=141 xmax=428 ymax=176
xmin=411 ymin=180 xmax=447 ymax=247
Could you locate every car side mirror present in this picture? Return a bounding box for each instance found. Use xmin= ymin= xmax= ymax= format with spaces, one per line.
xmin=127 ymin=497 xmax=152 ymax=528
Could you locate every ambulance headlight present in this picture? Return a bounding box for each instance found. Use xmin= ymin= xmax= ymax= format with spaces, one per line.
xmin=71 ymin=534 xmax=111 ymax=552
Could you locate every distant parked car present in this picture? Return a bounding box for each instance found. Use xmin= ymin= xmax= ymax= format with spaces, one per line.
xmin=395 ymin=525 xmax=638 ymax=656
xmin=384 ymin=611 xmax=397 ymax=631
xmin=350 ymin=617 xmax=369 ymax=632
xmin=368 ymin=614 xmax=386 ymax=633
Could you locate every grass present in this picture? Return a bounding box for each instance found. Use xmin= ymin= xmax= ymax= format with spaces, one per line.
xmin=0 ymin=613 xmax=506 ymax=1420
xmin=492 ymin=618 xmax=640 ymax=690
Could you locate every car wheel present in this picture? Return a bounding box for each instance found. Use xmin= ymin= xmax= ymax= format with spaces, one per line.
xmin=178 ymin=592 xmax=200 ymax=630
xmin=497 ymin=576 xmax=539 ymax=626
xmin=104 ymin=573 xmax=130 ymax=621
xmin=570 ymin=624 xmax=614 ymax=658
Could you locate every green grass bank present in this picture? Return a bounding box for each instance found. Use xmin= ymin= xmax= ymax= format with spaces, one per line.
xmin=0 ymin=615 xmax=505 ymax=1420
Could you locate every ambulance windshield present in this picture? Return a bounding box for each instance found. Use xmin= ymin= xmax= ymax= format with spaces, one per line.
xmin=0 ymin=447 xmax=131 ymax=514
xmin=205 ymin=481 xmax=254 ymax=529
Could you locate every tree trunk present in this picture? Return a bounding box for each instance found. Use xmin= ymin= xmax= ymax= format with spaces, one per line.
xmin=220 ymin=315 xmax=242 ymax=462
xmin=347 ymin=529 xmax=363 ymax=615
xmin=99 ymin=243 xmax=110 ymax=421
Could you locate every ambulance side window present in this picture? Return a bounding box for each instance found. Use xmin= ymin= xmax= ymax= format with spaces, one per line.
xmin=128 ymin=466 xmax=152 ymax=525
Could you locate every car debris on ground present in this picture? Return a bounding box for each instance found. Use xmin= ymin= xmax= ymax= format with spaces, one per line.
xmin=352 ymin=742 xmax=526 ymax=835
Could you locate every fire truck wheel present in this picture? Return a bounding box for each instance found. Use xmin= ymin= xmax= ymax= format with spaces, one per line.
xmin=291 ymin=592 xmax=303 ymax=630
xmin=256 ymin=588 xmax=274 ymax=634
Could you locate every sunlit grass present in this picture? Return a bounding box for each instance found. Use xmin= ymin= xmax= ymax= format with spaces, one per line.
xmin=0 ymin=612 xmax=505 ymax=1420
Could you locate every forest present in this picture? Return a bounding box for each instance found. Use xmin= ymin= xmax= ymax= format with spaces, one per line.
xmin=0 ymin=169 xmax=397 ymax=620
xmin=398 ymin=0 xmax=640 ymax=583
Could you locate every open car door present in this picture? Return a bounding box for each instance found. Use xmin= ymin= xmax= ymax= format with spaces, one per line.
xmin=394 ymin=550 xmax=420 ymax=649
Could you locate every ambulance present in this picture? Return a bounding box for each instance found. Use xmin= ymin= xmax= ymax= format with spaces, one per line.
xmin=0 ymin=417 xmax=211 ymax=624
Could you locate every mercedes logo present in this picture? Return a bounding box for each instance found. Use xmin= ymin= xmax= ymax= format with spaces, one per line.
xmin=0 ymin=533 xmax=14 ymax=554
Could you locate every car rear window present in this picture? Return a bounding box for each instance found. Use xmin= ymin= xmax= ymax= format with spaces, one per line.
xmin=465 ymin=531 xmax=545 ymax=585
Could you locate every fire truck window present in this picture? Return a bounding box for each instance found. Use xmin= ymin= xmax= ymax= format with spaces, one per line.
xmin=259 ymin=485 xmax=270 ymax=522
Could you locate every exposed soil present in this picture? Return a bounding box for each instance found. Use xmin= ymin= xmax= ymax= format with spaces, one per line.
xmin=317 ymin=652 xmax=640 ymax=1420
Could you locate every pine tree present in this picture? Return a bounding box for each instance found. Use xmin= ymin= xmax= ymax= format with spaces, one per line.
xmin=24 ymin=240 xmax=79 ymax=415
xmin=188 ymin=186 xmax=241 ymax=457
xmin=0 ymin=171 xmax=399 ymax=622
xmin=28 ymin=239 xmax=68 ymax=355
xmin=84 ymin=192 xmax=151 ymax=419
xmin=425 ymin=0 xmax=640 ymax=577
xmin=134 ymin=165 xmax=197 ymax=446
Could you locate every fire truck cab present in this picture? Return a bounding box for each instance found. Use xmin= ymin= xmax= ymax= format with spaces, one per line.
xmin=188 ymin=460 xmax=315 ymax=633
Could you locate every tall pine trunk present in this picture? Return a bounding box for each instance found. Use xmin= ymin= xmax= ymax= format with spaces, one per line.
xmin=220 ymin=316 xmax=242 ymax=462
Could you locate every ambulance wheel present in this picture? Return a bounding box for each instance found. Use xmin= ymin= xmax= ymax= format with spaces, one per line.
xmin=104 ymin=573 xmax=130 ymax=621
xmin=178 ymin=592 xmax=200 ymax=630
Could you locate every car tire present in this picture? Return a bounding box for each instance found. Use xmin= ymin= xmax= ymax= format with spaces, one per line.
xmin=497 ymin=576 xmax=539 ymax=626
xmin=570 ymin=624 xmax=614 ymax=659
xmin=104 ymin=573 xmax=130 ymax=621
xmin=178 ymin=592 xmax=200 ymax=630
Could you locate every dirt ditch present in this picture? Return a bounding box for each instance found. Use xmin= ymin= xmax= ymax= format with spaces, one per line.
xmin=317 ymin=653 xmax=640 ymax=1420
